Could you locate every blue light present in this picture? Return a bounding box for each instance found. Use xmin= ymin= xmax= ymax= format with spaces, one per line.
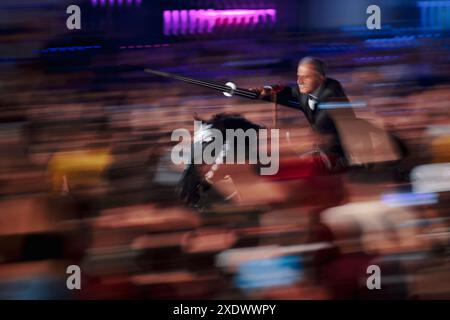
xmin=319 ymin=101 xmax=367 ymax=109
xmin=37 ymin=46 xmax=103 ymax=54
xmin=418 ymin=1 xmax=450 ymax=29
xmin=235 ymin=255 xmax=303 ymax=290
xmin=381 ymin=192 xmax=438 ymax=207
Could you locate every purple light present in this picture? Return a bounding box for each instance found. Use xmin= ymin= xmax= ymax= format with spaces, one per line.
xmin=172 ymin=10 xmax=180 ymax=35
xmin=163 ymin=9 xmax=277 ymax=36
xmin=119 ymin=43 xmax=170 ymax=50
xmin=91 ymin=0 xmax=142 ymax=6
xmin=202 ymin=10 xmax=264 ymax=16
xmin=180 ymin=10 xmax=188 ymax=35
xmin=163 ymin=10 xmax=171 ymax=35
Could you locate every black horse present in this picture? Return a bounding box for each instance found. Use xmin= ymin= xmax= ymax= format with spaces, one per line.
xmin=177 ymin=113 xmax=264 ymax=210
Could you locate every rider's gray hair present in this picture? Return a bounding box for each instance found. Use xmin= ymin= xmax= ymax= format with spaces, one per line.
xmin=298 ymin=57 xmax=326 ymax=76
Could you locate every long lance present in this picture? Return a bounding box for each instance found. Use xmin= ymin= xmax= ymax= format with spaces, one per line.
xmin=144 ymin=68 xmax=278 ymax=127
xmin=144 ymin=68 xmax=259 ymax=99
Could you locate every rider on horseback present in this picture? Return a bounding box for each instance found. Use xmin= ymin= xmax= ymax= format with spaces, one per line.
xmin=252 ymin=56 xmax=356 ymax=171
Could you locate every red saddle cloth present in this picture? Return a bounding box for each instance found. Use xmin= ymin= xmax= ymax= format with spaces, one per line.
xmin=264 ymin=153 xmax=347 ymax=208
xmin=268 ymin=154 xmax=337 ymax=181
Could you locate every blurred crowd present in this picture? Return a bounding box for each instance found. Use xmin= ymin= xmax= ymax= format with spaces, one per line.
xmin=1 ymin=4 xmax=450 ymax=299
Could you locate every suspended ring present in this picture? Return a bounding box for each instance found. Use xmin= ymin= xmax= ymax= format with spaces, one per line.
xmin=223 ymin=82 xmax=237 ymax=97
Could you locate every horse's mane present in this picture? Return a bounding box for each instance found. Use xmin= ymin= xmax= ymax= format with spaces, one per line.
xmin=194 ymin=112 xmax=264 ymax=132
